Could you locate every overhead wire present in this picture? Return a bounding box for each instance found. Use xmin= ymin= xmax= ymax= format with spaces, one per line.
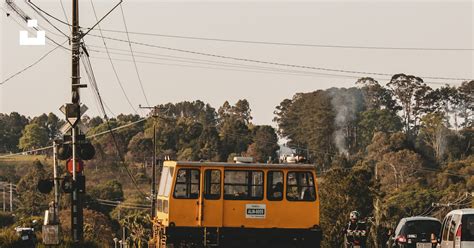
xmin=86 ymin=29 xmax=474 ymax=52
xmin=86 ymin=46 xmax=390 ymax=80
xmin=89 ymin=0 xmax=139 ymax=115
xmin=1 ymin=4 xmax=70 ymax=51
xmin=86 ymin=34 xmax=473 ymax=82
xmin=118 ymin=3 xmax=150 ymax=106
xmin=80 ymin=46 xmax=148 ymax=199
xmin=1 ymin=39 xmax=68 ymax=85
xmin=58 ymin=0 xmax=71 ymax=33
xmin=24 ymin=0 xmax=70 ymax=39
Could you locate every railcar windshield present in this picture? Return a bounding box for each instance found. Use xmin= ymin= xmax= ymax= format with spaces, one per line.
xmin=158 ymin=166 xmax=174 ymax=197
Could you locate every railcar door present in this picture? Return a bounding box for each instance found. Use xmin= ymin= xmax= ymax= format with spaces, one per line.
xmin=200 ymin=168 xmax=224 ymax=227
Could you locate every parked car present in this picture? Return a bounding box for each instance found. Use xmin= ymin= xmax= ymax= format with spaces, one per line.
xmin=439 ymin=208 xmax=474 ymax=248
xmin=388 ymin=216 xmax=441 ymax=248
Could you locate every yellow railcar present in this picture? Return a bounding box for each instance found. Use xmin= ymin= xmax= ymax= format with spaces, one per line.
xmin=151 ymin=160 xmax=322 ymax=248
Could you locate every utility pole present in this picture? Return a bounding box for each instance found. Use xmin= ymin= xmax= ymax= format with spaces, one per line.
xmin=2 ymin=185 xmax=5 ymax=212
xmin=53 ymin=141 xmax=60 ymax=223
xmin=9 ymin=183 xmax=13 ymax=212
xmin=138 ymin=105 xmax=158 ymax=219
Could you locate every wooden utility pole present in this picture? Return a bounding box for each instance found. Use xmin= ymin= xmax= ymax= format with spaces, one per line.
xmin=138 ymin=105 xmax=158 ymax=219
xmin=9 ymin=183 xmax=12 ymax=212
xmin=2 ymin=185 xmax=5 ymax=212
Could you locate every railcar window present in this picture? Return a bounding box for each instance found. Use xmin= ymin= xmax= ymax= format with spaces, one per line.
xmin=173 ymin=169 xmax=200 ymax=199
xmin=204 ymin=170 xmax=221 ymax=200
xmin=267 ymin=171 xmax=284 ymax=201
xmin=158 ymin=167 xmax=174 ymax=197
xmin=286 ymin=171 xmax=316 ymax=201
xmin=224 ymin=170 xmax=263 ymax=200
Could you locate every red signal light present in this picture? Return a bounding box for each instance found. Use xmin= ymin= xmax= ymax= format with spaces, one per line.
xmin=66 ymin=159 xmax=84 ymax=174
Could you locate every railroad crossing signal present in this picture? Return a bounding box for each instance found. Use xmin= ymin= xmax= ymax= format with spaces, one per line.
xmin=59 ymin=104 xmax=88 ymax=134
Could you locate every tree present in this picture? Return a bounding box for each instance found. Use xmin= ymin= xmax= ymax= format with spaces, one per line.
xmin=319 ymin=165 xmax=375 ymax=248
xmin=217 ymin=100 xmax=253 ymax=160
xmin=274 ymin=91 xmax=335 ymax=165
xmin=387 ymin=74 xmax=432 ymax=137
xmin=16 ymin=160 xmax=50 ymax=216
xmin=18 ymin=123 xmax=49 ymax=151
xmin=59 ymin=208 xmax=114 ymax=246
xmin=126 ymin=132 xmax=153 ymax=164
xmin=245 ymin=125 xmax=279 ymax=163
xmin=458 ymin=80 xmax=474 ymax=128
xmin=357 ymin=109 xmax=403 ymax=149
xmin=31 ymin=113 xmax=62 ymax=141
xmin=419 ymin=112 xmax=449 ymax=161
xmin=356 ymin=77 xmax=399 ymax=111
xmin=0 ymin=112 xmax=29 ymax=153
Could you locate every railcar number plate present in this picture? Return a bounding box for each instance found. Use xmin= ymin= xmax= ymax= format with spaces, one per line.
xmin=416 ymin=243 xmax=431 ymax=248
xmin=245 ymin=204 xmax=266 ymax=219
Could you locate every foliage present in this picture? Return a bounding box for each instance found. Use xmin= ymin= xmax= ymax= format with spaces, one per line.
xmin=0 ymin=112 xmax=29 ymax=153
xmin=18 ymin=123 xmax=49 ymax=151
xmin=16 ymin=160 xmax=50 ymax=216
xmin=59 ymin=208 xmax=114 ymax=247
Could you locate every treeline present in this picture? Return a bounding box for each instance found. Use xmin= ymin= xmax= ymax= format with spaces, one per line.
xmin=273 ymin=75 xmax=472 ymax=248
xmin=0 ymin=99 xmax=279 ymax=164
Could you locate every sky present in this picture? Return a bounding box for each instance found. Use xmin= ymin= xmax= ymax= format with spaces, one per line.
xmin=1 ymin=0 xmax=473 ymax=126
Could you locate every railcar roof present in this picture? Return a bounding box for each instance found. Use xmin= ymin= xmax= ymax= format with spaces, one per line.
xmin=166 ymin=161 xmax=317 ymax=170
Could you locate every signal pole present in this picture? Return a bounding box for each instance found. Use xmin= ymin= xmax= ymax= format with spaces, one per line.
xmin=70 ymin=0 xmax=84 ymax=243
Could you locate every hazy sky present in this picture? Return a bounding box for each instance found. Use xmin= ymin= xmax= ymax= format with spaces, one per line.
xmin=1 ymin=0 xmax=473 ymax=125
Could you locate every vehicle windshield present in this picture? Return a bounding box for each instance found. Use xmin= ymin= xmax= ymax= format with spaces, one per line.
xmin=403 ymin=220 xmax=441 ymax=235
xmin=462 ymin=214 xmax=474 ymax=241
xmin=158 ymin=166 xmax=174 ymax=197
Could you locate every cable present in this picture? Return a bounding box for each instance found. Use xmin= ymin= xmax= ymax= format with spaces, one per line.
xmin=87 ymin=29 xmax=474 ymax=52
xmin=89 ymin=0 xmax=139 ymax=115
xmin=25 ymin=0 xmax=72 ymax=26
xmin=59 ymin=0 xmax=71 ymax=33
xmin=81 ymin=48 xmax=147 ymax=199
xmin=118 ymin=3 xmax=150 ymax=106
xmin=87 ymin=46 xmax=390 ymax=80
xmin=89 ymin=55 xmax=374 ymax=81
xmin=87 ymin=46 xmax=461 ymax=85
xmin=87 ymin=34 xmax=473 ymax=82
xmin=1 ymin=40 xmax=68 ymax=85
xmin=25 ymin=0 xmax=70 ymax=39
xmin=2 ymin=3 xmax=70 ymax=51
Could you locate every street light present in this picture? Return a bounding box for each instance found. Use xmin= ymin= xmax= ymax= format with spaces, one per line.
xmin=113 ymin=237 xmax=118 ymax=248
xmin=119 ymin=240 xmax=123 ymax=248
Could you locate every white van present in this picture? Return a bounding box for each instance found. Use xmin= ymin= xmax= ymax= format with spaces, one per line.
xmin=439 ymin=209 xmax=474 ymax=248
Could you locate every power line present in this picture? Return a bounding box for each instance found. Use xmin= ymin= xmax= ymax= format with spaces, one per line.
xmin=1 ymin=4 xmax=70 ymax=51
xmin=59 ymin=0 xmax=71 ymax=33
xmin=87 ymin=29 xmax=474 ymax=52
xmin=86 ymin=46 xmax=384 ymax=79
xmin=0 ymin=40 xmax=68 ymax=85
xmin=89 ymin=55 xmax=375 ymax=81
xmin=24 ymin=0 xmax=69 ymax=39
xmin=118 ymin=3 xmax=150 ymax=106
xmin=89 ymin=0 xmax=139 ymax=115
xmin=86 ymin=45 xmax=462 ymax=85
xmin=81 ymin=49 xmax=148 ymax=199
xmin=86 ymin=34 xmax=473 ymax=82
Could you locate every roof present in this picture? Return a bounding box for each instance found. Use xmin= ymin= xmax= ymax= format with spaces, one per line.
xmin=402 ymin=216 xmax=441 ymax=222
xmin=447 ymin=208 xmax=474 ymax=215
xmin=166 ymin=161 xmax=318 ymax=170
